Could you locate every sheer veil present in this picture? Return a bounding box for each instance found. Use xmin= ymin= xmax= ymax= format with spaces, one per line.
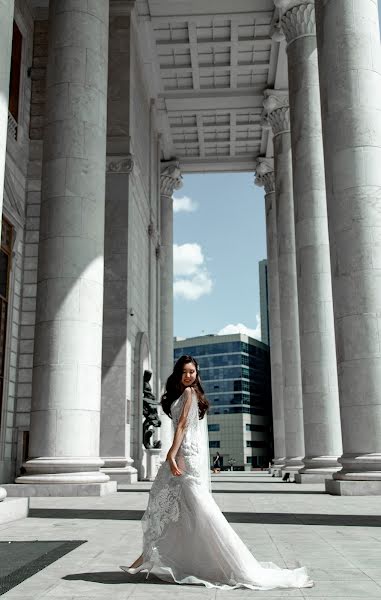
xmin=199 ymin=411 xmax=212 ymax=492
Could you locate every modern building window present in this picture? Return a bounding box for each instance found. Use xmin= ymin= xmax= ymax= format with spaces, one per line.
xmin=246 ymin=423 xmax=267 ymax=432
xmin=9 ymin=21 xmax=23 ymax=124
xmin=208 ymin=424 xmax=220 ymax=432
xmin=209 ymin=441 xmax=220 ymax=448
xmin=0 ymin=218 xmax=13 ymax=428
xmin=246 ymin=440 xmax=268 ymax=448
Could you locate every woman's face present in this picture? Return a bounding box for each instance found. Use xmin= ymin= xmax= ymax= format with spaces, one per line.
xmin=181 ymin=362 xmax=197 ymax=388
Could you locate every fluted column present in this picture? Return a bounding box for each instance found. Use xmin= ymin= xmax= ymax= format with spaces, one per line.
xmin=263 ymin=92 xmax=304 ymax=473
xmin=0 ymin=0 xmax=14 ymax=226
xmin=159 ymin=160 xmax=182 ymax=458
xmin=17 ymin=0 xmax=110 ymax=485
xmin=275 ymin=0 xmax=342 ymax=483
xmin=255 ymin=162 xmax=286 ymax=471
xmin=315 ymin=0 xmax=381 ymax=494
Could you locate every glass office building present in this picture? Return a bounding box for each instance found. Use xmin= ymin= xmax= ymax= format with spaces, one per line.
xmin=174 ymin=333 xmax=273 ymax=469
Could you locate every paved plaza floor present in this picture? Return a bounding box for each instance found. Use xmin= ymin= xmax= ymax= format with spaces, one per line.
xmin=1 ymin=472 xmax=381 ymax=599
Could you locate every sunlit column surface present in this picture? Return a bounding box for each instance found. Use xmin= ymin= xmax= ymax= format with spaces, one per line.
xmin=17 ymin=0 xmax=109 ymax=484
xmin=263 ymin=93 xmax=305 ymax=472
xmin=275 ymin=0 xmax=342 ymax=483
xmin=159 ymin=160 xmax=182 ymax=458
xmin=255 ymin=164 xmax=286 ymax=471
xmin=315 ymin=0 xmax=381 ymax=494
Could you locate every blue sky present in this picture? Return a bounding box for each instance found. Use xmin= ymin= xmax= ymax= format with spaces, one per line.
xmin=173 ymin=4 xmax=381 ymax=341
xmin=173 ymin=173 xmax=266 ymax=340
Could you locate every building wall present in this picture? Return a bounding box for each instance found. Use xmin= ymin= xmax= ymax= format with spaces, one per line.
xmin=174 ymin=333 xmax=273 ymax=469
xmin=127 ymin=16 xmax=161 ymax=461
xmin=0 ymin=0 xmax=35 ymax=482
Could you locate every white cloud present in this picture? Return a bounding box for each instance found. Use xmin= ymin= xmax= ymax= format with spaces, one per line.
xmin=173 ymin=243 xmax=213 ymax=301
xmin=218 ymin=315 xmax=261 ymax=340
xmin=173 ymin=243 xmax=204 ymax=277
xmin=174 ymin=271 xmax=213 ymax=301
xmin=173 ymin=195 xmax=198 ymax=213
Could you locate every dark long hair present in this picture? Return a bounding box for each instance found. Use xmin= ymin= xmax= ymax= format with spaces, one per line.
xmin=161 ymin=355 xmax=209 ymax=420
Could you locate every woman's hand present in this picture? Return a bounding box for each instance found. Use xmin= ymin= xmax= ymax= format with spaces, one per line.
xmin=166 ymin=451 xmax=182 ymax=476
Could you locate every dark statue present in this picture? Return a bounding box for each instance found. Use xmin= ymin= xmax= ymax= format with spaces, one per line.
xmin=143 ymin=369 xmax=162 ymax=449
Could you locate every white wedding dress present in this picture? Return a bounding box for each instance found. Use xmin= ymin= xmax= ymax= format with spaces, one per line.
xmin=123 ymin=390 xmax=313 ymax=590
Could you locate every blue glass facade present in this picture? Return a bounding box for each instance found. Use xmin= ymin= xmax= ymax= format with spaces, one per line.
xmin=174 ymin=335 xmax=273 ymax=468
xmin=174 ymin=339 xmax=271 ymax=417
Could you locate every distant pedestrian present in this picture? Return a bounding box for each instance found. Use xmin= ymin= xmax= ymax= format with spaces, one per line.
xmin=213 ymin=452 xmax=221 ymax=473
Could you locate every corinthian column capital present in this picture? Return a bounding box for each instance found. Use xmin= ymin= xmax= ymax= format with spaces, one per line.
xmin=274 ymin=0 xmax=316 ymax=45
xmin=263 ymin=90 xmax=290 ymax=137
xmin=255 ymin=157 xmax=275 ymax=194
xmin=255 ymin=171 xmax=276 ymax=194
xmin=160 ymin=160 xmax=183 ymax=197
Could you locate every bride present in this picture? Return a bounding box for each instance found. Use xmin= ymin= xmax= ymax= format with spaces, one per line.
xmin=120 ymin=355 xmax=313 ymax=590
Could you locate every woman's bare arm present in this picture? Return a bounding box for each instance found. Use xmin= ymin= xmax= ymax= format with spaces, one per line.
xmin=166 ymin=387 xmax=193 ymax=476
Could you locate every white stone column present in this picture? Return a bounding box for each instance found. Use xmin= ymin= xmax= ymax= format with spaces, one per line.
xmin=275 ymin=0 xmax=342 ymax=483
xmin=17 ymin=0 xmax=110 ymax=486
xmin=0 ymin=0 xmax=14 ymax=224
xmin=159 ymin=160 xmax=182 ymax=458
xmin=99 ymin=5 xmax=138 ymax=484
xmin=263 ymin=93 xmax=305 ymax=473
xmin=255 ymin=164 xmax=286 ymax=471
xmin=315 ymin=0 xmax=381 ymax=494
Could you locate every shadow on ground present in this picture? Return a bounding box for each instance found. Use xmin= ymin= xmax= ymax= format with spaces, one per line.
xmin=28 ymin=508 xmax=381 ymax=527
xmin=117 ymin=488 xmax=325 ymax=495
xmin=63 ymin=571 xmax=190 ymax=586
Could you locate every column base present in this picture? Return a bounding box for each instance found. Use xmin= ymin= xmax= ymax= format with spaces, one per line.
xmin=271 ymin=457 xmax=286 ymax=477
xmin=101 ymin=468 xmax=138 ymax=484
xmin=3 ymin=481 xmax=117 ymax=497
xmin=295 ymin=472 xmax=332 ymax=484
xmin=283 ymin=457 xmax=304 ymax=472
xmin=17 ymin=457 xmax=110 ymax=484
xmin=325 ymin=479 xmax=381 ymax=496
xmin=101 ymin=457 xmax=138 ymax=484
xmin=0 ymin=497 xmax=29 ymax=524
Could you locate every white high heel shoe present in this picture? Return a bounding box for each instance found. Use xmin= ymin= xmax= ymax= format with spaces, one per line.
xmin=120 ymin=561 xmax=154 ymax=579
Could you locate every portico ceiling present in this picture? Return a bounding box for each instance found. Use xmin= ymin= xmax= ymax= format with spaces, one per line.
xmin=29 ymin=0 xmax=287 ymax=174
xmin=137 ymin=0 xmax=287 ymax=173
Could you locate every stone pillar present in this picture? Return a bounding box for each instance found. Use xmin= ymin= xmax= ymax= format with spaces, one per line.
xmin=159 ymin=160 xmax=182 ymax=458
xmin=255 ymin=163 xmax=286 ymax=472
xmin=315 ymin=0 xmax=381 ymax=494
xmin=99 ymin=4 xmax=137 ymax=484
xmin=263 ymin=92 xmax=304 ymax=473
xmin=275 ymin=0 xmax=342 ymax=483
xmin=100 ymin=154 xmax=138 ymax=484
xmin=16 ymin=1 xmax=111 ymax=488
xmin=0 ymin=0 xmax=14 ymax=223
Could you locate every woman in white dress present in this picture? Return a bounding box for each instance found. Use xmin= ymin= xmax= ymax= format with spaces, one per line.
xmin=120 ymin=355 xmax=313 ymax=590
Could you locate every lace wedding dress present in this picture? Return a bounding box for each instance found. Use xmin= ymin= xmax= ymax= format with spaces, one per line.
xmin=123 ymin=390 xmax=313 ymax=590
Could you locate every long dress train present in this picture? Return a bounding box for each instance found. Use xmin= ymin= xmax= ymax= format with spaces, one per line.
xmin=123 ymin=390 xmax=313 ymax=590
